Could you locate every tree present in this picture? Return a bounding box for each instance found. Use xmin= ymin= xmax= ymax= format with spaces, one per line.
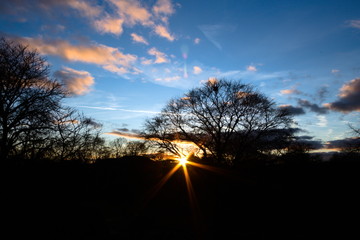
xmin=0 ymin=38 xmax=66 ymax=160
xmin=144 ymin=78 xmax=293 ymax=165
xmin=109 ymin=137 xmax=128 ymax=158
xmin=51 ymin=109 xmax=105 ymax=161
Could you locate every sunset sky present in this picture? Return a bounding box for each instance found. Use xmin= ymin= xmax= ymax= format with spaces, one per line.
xmin=1 ymin=0 xmax=359 ymax=151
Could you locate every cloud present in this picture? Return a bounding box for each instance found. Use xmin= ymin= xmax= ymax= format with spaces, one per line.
xmin=155 ymin=76 xmax=181 ymax=82
xmin=65 ymin=0 xmax=102 ymax=18
xmin=0 ymin=0 xmax=102 ymax=17
xmin=130 ymin=33 xmax=149 ymax=45
xmin=148 ymin=47 xmax=169 ymax=63
xmin=106 ymin=131 xmax=145 ymax=140
xmin=94 ymin=16 xmax=124 ymax=35
xmin=153 ymin=0 xmax=174 ymax=16
xmin=298 ymin=99 xmax=329 ymax=114
xmin=154 ymin=25 xmax=175 ymax=41
xmin=325 ymin=78 xmax=360 ymax=113
xmin=280 ymin=88 xmax=301 ymax=95
xmin=198 ymin=24 xmax=236 ymax=50
xmin=54 ymin=67 xmax=94 ymax=95
xmin=279 ymin=105 xmax=305 ymax=116
xmin=247 ymin=65 xmax=257 ymax=72
xmin=316 ymin=85 xmax=329 ymax=102
xmin=348 ymin=19 xmax=360 ymax=29
xmin=108 ymin=0 xmax=153 ymax=26
xmin=194 ymin=38 xmax=201 ymax=44
xmin=294 ymin=136 xmax=324 ymax=150
xmin=193 ymin=66 xmax=202 ymax=75
xmin=325 ymin=137 xmax=360 ymax=150
xmin=331 ymin=69 xmax=340 ymax=73
xmin=316 ymin=115 xmax=328 ymax=127
xmin=13 ymin=37 xmax=137 ymax=74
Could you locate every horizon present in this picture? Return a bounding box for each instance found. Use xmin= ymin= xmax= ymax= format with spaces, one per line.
xmin=1 ymin=0 xmax=359 ymax=153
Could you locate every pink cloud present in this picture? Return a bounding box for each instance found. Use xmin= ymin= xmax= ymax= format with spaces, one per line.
xmin=14 ymin=37 xmax=137 ymax=74
xmin=94 ymin=16 xmax=124 ymax=35
xmin=326 ymin=78 xmax=360 ymax=112
xmin=148 ymin=47 xmax=169 ymax=64
xmin=130 ymin=33 xmax=149 ymax=45
xmin=247 ymin=65 xmax=257 ymax=72
xmin=193 ymin=66 xmax=202 ymax=75
xmin=154 ymin=25 xmax=175 ymax=41
xmin=55 ymin=67 xmax=94 ymax=95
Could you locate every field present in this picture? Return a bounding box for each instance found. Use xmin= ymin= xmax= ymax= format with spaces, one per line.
xmin=3 ymin=157 xmax=359 ymax=239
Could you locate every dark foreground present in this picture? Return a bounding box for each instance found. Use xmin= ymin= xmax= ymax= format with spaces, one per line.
xmin=3 ymin=157 xmax=360 ymax=239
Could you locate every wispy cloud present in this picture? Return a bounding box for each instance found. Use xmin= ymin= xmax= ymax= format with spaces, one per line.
xmin=316 ymin=115 xmax=328 ymax=127
xmin=54 ymin=67 xmax=94 ymax=95
xmin=194 ymin=38 xmax=201 ymax=44
xmin=348 ymin=19 xmax=360 ymax=29
xmin=280 ymin=88 xmax=301 ymax=95
xmin=79 ymin=105 xmax=161 ymax=114
xmin=155 ymin=76 xmax=181 ymax=82
xmin=130 ymin=33 xmax=149 ymax=45
xmin=148 ymin=47 xmax=170 ymax=64
xmin=198 ymin=24 xmax=236 ymax=50
xmin=154 ymin=25 xmax=175 ymax=41
xmin=193 ymin=66 xmax=202 ymax=75
xmin=106 ymin=131 xmax=145 ymax=140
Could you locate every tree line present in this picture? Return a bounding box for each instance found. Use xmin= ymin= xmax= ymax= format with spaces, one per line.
xmin=1 ymin=37 xmax=358 ymax=164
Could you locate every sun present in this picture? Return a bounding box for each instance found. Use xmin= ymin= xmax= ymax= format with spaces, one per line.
xmin=177 ymin=157 xmax=188 ymax=165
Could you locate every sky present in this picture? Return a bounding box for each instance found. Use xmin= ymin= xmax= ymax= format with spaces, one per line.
xmin=1 ymin=0 xmax=359 ymax=151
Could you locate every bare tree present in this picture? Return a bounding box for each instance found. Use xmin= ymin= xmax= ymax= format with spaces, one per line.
xmin=0 ymin=38 xmax=66 ymax=160
xmin=124 ymin=141 xmax=149 ymax=156
xmin=109 ymin=137 xmax=128 ymax=158
xmin=52 ymin=110 xmax=104 ymax=161
xmin=144 ymin=78 xmax=293 ymax=165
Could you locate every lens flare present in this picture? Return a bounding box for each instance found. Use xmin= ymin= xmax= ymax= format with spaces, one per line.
xmin=178 ymin=156 xmax=188 ymax=165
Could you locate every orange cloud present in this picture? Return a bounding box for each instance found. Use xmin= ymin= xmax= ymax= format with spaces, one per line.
xmin=193 ymin=66 xmax=202 ymax=75
xmin=148 ymin=47 xmax=169 ymax=63
xmin=153 ymin=0 xmax=174 ymax=16
xmin=94 ymin=16 xmax=124 ymax=35
xmin=131 ymin=33 xmax=149 ymax=45
xmin=15 ymin=37 xmax=137 ymax=74
xmin=66 ymin=0 xmax=102 ymax=18
xmin=280 ymin=88 xmax=301 ymax=95
xmin=154 ymin=25 xmax=175 ymax=41
xmin=109 ymin=0 xmax=153 ymax=26
xmin=55 ymin=67 xmax=94 ymax=95
xmin=326 ymin=78 xmax=360 ymax=112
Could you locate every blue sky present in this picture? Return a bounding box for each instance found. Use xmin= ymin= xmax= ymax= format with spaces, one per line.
xmin=1 ymin=0 xmax=359 ymax=150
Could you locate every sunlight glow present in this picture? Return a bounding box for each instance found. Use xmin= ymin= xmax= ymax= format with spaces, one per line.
xmin=177 ymin=157 xmax=188 ymax=165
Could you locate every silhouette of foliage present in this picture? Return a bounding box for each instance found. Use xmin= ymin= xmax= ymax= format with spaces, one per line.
xmin=0 ymin=38 xmax=66 ymax=160
xmin=144 ymin=78 xmax=293 ymax=165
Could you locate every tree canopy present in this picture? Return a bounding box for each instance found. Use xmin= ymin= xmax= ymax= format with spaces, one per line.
xmin=144 ymin=78 xmax=294 ymax=165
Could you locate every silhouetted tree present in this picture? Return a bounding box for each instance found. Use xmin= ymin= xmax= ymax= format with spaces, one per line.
xmin=144 ymin=78 xmax=293 ymax=165
xmin=109 ymin=137 xmax=127 ymax=158
xmin=0 ymin=38 xmax=66 ymax=160
xmin=124 ymin=140 xmax=149 ymax=156
xmin=52 ymin=110 xmax=104 ymax=161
